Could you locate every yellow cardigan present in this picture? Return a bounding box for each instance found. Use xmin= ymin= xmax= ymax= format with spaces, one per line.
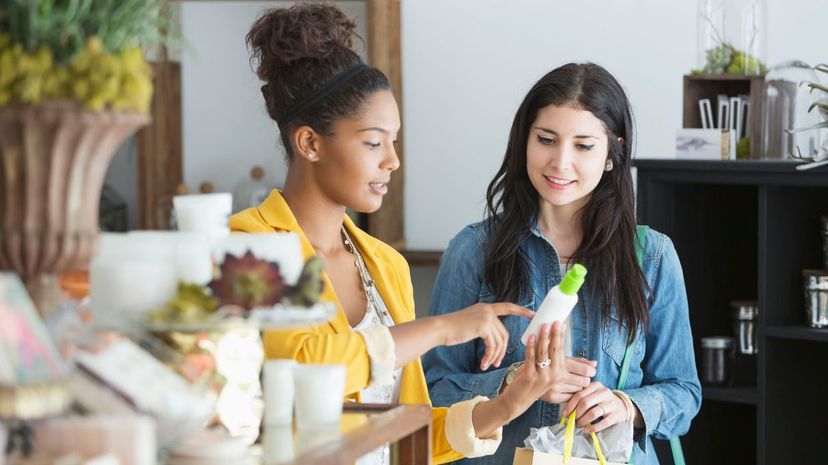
xmin=229 ymin=190 xmax=464 ymax=464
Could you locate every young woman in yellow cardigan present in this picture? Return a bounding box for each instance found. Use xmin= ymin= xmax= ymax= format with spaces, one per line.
xmin=231 ymin=4 xmax=595 ymax=463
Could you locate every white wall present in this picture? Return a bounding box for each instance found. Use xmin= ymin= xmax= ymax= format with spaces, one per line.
xmin=178 ymin=0 xmax=828 ymax=250
xmin=180 ymin=1 xmax=366 ymax=195
xmin=402 ymin=0 xmax=828 ymax=250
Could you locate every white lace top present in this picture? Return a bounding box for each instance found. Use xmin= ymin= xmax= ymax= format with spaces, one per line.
xmin=345 ymin=229 xmax=403 ymax=465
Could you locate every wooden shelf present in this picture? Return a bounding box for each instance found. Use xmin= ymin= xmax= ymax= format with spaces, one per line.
xmin=702 ymin=386 xmax=758 ymax=405
xmin=402 ymin=250 xmax=443 ymax=267
xmin=284 ymin=404 xmax=432 ymax=465
xmin=765 ymin=326 xmax=828 ymax=343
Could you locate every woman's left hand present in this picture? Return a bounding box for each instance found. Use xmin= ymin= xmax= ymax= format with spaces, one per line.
xmin=561 ymin=381 xmax=630 ymax=433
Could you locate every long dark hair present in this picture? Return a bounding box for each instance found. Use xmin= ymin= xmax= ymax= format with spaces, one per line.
xmin=246 ymin=3 xmax=390 ymax=159
xmin=484 ymin=63 xmax=648 ymax=342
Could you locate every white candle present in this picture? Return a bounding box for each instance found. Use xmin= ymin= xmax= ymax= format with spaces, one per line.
xmin=90 ymin=257 xmax=177 ymax=328
xmin=262 ymin=424 xmax=294 ymax=465
xmin=263 ymin=359 xmax=297 ymax=425
xmin=127 ymin=231 xmax=213 ymax=285
xmin=292 ymin=364 xmax=345 ymax=429
xmin=173 ymin=194 xmax=232 ymax=245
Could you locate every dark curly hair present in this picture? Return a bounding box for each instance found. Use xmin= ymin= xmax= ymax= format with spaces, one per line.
xmin=246 ymin=2 xmax=390 ymax=159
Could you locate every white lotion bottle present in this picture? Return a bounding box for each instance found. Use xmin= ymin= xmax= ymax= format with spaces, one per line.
xmin=521 ymin=264 xmax=587 ymax=345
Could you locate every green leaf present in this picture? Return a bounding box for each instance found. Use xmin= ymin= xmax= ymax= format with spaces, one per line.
xmin=785 ymin=121 xmax=828 ymax=134
xmin=806 ymin=83 xmax=828 ymax=95
xmin=807 ymin=101 xmax=828 ymax=113
xmin=3 ymin=0 xmax=176 ymax=62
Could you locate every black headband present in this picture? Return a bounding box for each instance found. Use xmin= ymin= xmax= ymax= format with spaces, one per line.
xmin=270 ymin=63 xmax=369 ymax=127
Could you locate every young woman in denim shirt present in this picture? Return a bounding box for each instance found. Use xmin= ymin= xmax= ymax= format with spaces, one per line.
xmin=423 ymin=63 xmax=701 ymax=465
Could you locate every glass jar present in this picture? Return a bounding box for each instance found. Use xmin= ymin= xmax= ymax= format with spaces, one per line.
xmin=700 ymin=336 xmax=734 ymax=385
xmin=697 ymin=0 xmax=767 ymax=75
xmin=760 ymin=61 xmax=824 ymax=159
xmin=803 ymin=270 xmax=828 ymax=328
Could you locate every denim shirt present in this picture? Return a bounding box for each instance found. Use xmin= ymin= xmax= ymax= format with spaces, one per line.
xmin=423 ymin=221 xmax=701 ymax=465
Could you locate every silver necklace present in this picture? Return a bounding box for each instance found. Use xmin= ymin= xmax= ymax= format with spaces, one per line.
xmin=341 ymin=228 xmax=393 ymax=323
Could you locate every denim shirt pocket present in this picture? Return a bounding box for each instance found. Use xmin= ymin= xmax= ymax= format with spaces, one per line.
xmin=479 ymin=287 xmax=535 ymax=356
xmin=601 ymin=305 xmax=645 ymax=367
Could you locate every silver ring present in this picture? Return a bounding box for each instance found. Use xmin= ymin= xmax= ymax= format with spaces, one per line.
xmin=597 ymin=405 xmax=606 ymax=418
xmin=537 ymin=358 xmax=552 ymax=369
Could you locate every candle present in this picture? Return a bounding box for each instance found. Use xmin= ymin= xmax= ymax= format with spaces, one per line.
xmin=262 ymin=424 xmax=294 ymax=465
xmin=173 ymin=194 xmax=232 ymax=246
xmin=292 ymin=364 xmax=345 ymax=429
xmin=263 ymin=360 xmax=297 ymax=425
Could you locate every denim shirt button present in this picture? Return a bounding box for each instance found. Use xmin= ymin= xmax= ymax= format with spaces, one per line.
xmin=578 ymin=351 xmax=585 ymax=357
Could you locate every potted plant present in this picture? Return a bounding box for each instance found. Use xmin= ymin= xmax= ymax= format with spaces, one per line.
xmin=0 ymin=0 xmax=174 ymax=315
xmin=804 ymin=64 xmax=828 ymax=124
xmin=785 ymin=64 xmax=828 ymax=167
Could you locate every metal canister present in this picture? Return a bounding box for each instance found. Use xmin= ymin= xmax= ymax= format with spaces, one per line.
xmin=803 ymin=270 xmax=828 ymax=328
xmin=731 ymin=301 xmax=759 ymax=354
xmin=700 ymin=336 xmax=734 ymax=386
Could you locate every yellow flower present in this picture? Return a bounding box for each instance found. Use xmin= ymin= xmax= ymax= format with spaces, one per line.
xmin=72 ymin=79 xmax=90 ymax=99
xmin=85 ymin=37 xmax=104 ymax=55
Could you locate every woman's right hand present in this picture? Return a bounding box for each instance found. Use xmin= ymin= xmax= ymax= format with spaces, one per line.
xmin=433 ymin=302 xmax=534 ymax=371
xmin=499 ymin=322 xmax=568 ymax=417
xmin=539 ymin=356 xmax=597 ymax=403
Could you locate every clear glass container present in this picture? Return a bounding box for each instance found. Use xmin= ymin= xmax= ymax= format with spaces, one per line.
xmin=701 ymin=336 xmax=734 ymax=386
xmin=761 ymin=61 xmax=824 ymax=159
xmin=697 ymin=0 xmax=767 ymax=75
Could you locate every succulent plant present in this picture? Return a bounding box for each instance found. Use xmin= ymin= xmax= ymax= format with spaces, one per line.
xmin=704 ymin=44 xmax=734 ymax=74
xmin=150 ymin=281 xmax=220 ymax=324
xmin=150 ymin=252 xmax=326 ymax=325
xmin=701 ymin=43 xmax=766 ymax=75
xmin=283 ymin=257 xmax=325 ymax=307
xmin=736 ymin=136 xmax=750 ymax=159
xmin=209 ymin=251 xmax=288 ymax=311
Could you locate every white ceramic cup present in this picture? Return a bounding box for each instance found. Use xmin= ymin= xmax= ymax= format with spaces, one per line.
xmin=292 ymin=364 xmax=346 ymax=429
xmin=263 ymin=360 xmax=297 ymax=425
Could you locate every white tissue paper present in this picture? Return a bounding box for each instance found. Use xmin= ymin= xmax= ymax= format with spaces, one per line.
xmin=524 ymin=421 xmax=634 ymax=462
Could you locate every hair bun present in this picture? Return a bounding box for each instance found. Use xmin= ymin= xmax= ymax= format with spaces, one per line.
xmin=247 ymin=3 xmax=358 ymax=80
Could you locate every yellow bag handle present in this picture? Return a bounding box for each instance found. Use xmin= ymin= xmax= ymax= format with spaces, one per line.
xmin=560 ymin=410 xmax=607 ymax=465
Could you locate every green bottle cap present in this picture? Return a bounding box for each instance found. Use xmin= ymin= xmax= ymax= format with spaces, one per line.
xmin=559 ymin=264 xmax=587 ymax=296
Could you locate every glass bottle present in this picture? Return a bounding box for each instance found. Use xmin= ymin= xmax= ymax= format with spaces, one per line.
xmin=697 ymin=0 xmax=767 ymax=75
xmin=761 ymin=61 xmax=824 ymax=159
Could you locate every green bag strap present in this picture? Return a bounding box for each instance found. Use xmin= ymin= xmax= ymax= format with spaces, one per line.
xmin=619 ymin=226 xmax=686 ymax=465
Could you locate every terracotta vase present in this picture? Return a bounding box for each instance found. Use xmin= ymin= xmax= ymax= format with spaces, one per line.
xmin=0 ymin=101 xmax=149 ymax=316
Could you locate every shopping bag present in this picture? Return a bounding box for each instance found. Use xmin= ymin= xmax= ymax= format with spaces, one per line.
xmin=513 ymin=411 xmax=631 ymax=465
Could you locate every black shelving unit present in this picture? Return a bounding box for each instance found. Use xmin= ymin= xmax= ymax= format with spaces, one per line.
xmin=635 ymin=159 xmax=828 ymax=465
xmin=702 ymin=386 xmax=758 ymax=405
